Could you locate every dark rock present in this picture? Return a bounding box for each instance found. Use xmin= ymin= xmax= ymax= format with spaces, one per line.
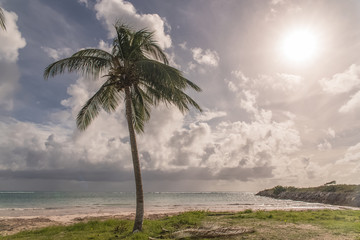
xmin=256 ymin=185 xmax=360 ymax=208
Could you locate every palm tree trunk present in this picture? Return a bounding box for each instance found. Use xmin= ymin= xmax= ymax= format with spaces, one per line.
xmin=125 ymin=87 xmax=144 ymax=232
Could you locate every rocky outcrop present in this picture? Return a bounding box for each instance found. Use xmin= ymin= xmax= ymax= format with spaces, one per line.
xmin=256 ymin=185 xmax=360 ymax=208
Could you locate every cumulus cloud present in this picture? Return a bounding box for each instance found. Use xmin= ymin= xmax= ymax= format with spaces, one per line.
xmin=337 ymin=143 xmax=360 ymax=164
xmin=0 ymin=65 xmax=303 ymax=187
xmin=339 ymin=90 xmax=360 ymax=113
xmin=179 ymin=41 xmax=187 ymax=50
xmin=0 ymin=10 xmax=26 ymax=62
xmin=94 ymin=0 xmax=171 ymax=49
xmin=78 ymin=0 xmax=89 ymax=7
xmin=165 ymin=51 xmax=181 ymax=69
xmin=319 ymin=64 xmax=360 ymax=113
xmin=0 ymin=8 xmax=26 ymax=110
xmin=0 ymin=77 xmax=132 ymax=174
xmin=231 ymin=70 xmax=249 ymax=83
xmin=317 ymin=139 xmax=332 ymax=151
xmin=191 ymin=47 xmax=219 ymax=66
xmin=256 ymin=73 xmax=302 ymax=92
xmin=227 ymin=69 xmax=302 ymax=96
xmin=240 ymin=90 xmax=258 ymax=114
xmin=326 ymin=128 xmax=336 ymax=138
xmin=97 ymin=39 xmax=112 ymax=52
xmin=41 ymin=46 xmax=73 ymax=60
xmin=226 ymin=70 xmax=248 ymax=92
xmin=196 ymin=109 xmax=227 ymax=122
xmin=320 ymin=64 xmax=360 ymax=94
xmin=271 ymin=0 xmax=286 ymax=5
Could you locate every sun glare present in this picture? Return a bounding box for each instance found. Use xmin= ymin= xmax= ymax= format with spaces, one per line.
xmin=281 ymin=29 xmax=318 ymax=63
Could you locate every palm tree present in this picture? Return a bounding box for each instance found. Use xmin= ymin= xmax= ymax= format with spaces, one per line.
xmin=44 ymin=22 xmax=202 ymax=232
xmin=0 ymin=7 xmax=6 ymax=30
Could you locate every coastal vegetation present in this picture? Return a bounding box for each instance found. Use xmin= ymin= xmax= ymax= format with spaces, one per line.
xmin=257 ymin=184 xmax=360 ymax=207
xmin=262 ymin=184 xmax=359 ymax=195
xmin=44 ymin=22 xmax=201 ymax=232
xmin=1 ymin=210 xmax=360 ymax=239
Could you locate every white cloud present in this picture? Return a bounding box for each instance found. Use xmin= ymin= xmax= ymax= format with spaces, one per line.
xmin=94 ymin=0 xmax=171 ymax=49
xmin=187 ymin=61 xmax=196 ymax=71
xmin=165 ymin=51 xmax=181 ymax=69
xmin=196 ymin=109 xmax=227 ymax=122
xmin=330 ymin=142 xmax=360 ymax=183
xmin=0 ymin=117 xmax=131 ymax=171
xmin=271 ymin=0 xmax=285 ymax=5
xmin=191 ymin=47 xmax=219 ymax=67
xmin=258 ymin=73 xmax=302 ymax=92
xmin=179 ymin=41 xmax=187 ymax=50
xmin=339 ymin=90 xmax=360 ymax=113
xmin=231 ymin=70 xmax=249 ymax=83
xmin=0 ymin=8 xmax=26 ymax=111
xmin=227 ymin=69 xmax=302 ymax=98
xmin=0 ymin=10 xmax=26 ymax=62
xmin=41 ymin=46 xmax=73 ymax=60
xmin=327 ymin=128 xmax=336 ymax=138
xmin=0 ymin=65 xmax=303 ymax=185
xmin=275 ymin=73 xmax=302 ymax=90
xmin=320 ymin=64 xmax=360 ymax=94
xmin=206 ymin=112 xmax=301 ymax=172
xmin=240 ymin=90 xmax=258 ymax=114
xmin=337 ymin=142 xmax=360 ymax=164
xmin=78 ymin=0 xmax=89 ymax=7
xmin=97 ymin=39 xmax=112 ymax=52
xmin=317 ymin=139 xmax=332 ymax=151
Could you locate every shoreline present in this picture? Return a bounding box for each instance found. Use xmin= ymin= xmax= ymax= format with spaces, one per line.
xmin=257 ymin=184 xmax=360 ymax=208
xmin=0 ymin=204 xmax=357 ymax=236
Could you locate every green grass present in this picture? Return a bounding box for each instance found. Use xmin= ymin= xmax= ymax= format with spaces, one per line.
xmin=231 ymin=209 xmax=360 ymax=234
xmin=0 ymin=211 xmax=207 ymax=240
xmin=1 ymin=210 xmax=360 ymax=239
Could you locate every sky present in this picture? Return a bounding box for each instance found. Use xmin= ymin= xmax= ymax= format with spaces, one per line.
xmin=0 ymin=0 xmax=360 ymax=192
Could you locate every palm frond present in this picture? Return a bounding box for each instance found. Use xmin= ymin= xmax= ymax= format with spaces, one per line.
xmin=127 ymin=29 xmax=168 ymax=64
xmin=44 ymin=56 xmax=111 ymax=79
xmin=71 ymin=49 xmax=113 ymax=60
xmin=114 ymin=23 xmax=132 ymax=59
xmin=143 ymin=81 xmax=202 ymax=113
xmin=131 ymin=85 xmax=152 ymax=133
xmin=76 ymin=91 xmax=103 ymax=131
xmin=99 ymin=77 xmax=124 ymax=113
xmin=185 ymin=78 xmax=202 ymax=92
xmin=141 ymin=36 xmax=168 ymax=63
xmin=0 ymin=8 xmax=6 ymax=30
xmin=76 ymin=77 xmax=123 ymax=131
xmin=135 ymin=59 xmax=202 ymax=95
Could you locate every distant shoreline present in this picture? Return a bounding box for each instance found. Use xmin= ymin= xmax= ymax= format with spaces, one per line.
xmin=256 ymin=184 xmax=360 ymax=208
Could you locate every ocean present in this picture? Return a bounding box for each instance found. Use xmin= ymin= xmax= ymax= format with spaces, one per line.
xmin=0 ymin=191 xmax=349 ymax=218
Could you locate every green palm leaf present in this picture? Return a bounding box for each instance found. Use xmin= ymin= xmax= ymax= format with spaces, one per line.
xmin=0 ymin=8 xmax=5 ymax=30
xmin=76 ymin=77 xmax=123 ymax=130
xmin=44 ymin=56 xmax=111 ymax=79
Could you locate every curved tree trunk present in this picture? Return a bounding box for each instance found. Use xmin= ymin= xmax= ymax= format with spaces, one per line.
xmin=125 ymin=87 xmax=144 ymax=232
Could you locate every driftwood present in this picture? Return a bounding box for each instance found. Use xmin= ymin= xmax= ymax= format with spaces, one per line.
xmin=172 ymin=227 xmax=255 ymax=238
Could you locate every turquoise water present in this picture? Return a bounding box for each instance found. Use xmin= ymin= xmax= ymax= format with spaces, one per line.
xmin=0 ymin=191 xmax=339 ymax=211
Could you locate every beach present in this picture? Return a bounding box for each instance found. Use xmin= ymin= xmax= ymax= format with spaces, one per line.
xmin=0 ymin=192 xmax=356 ymax=236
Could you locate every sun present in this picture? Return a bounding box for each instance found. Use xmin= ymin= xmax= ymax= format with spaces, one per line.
xmin=281 ymin=29 xmax=318 ymax=63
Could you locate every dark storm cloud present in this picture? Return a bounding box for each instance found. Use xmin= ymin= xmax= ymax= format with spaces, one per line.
xmin=0 ymin=165 xmax=274 ymax=183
